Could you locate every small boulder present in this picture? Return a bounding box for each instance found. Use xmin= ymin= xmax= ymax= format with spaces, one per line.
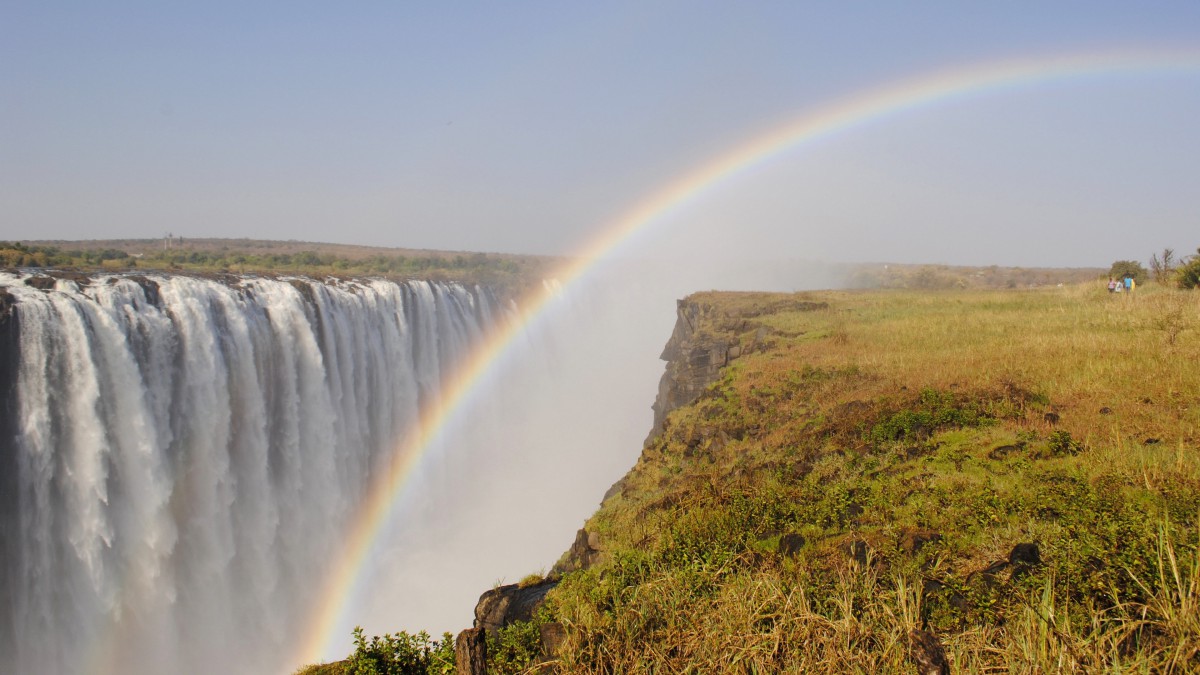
xmin=900 ymin=528 xmax=942 ymax=555
xmin=1009 ymin=543 xmax=1041 ymax=580
xmin=455 ymin=627 xmax=487 ymax=675
xmin=777 ymin=533 xmax=805 ymax=557
xmin=540 ymin=622 xmax=566 ymax=659
xmin=907 ymin=629 xmax=950 ymax=675
xmin=843 ymin=539 xmax=871 ymax=567
xmin=24 ymin=276 xmax=56 ymax=290
xmin=988 ymin=444 xmax=1020 ymax=460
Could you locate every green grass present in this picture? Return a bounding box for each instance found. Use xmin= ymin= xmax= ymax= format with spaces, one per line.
xmin=532 ymin=283 xmax=1200 ymax=673
xmin=302 ymin=282 xmax=1200 ymax=673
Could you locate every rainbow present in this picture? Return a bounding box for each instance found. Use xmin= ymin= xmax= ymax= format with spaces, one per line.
xmin=296 ymin=47 xmax=1200 ymax=665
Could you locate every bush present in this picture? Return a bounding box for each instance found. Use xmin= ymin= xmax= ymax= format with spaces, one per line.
xmin=1177 ymin=248 xmax=1200 ymax=289
xmin=1109 ymin=259 xmax=1148 ymax=285
xmin=345 ymin=626 xmax=455 ymax=675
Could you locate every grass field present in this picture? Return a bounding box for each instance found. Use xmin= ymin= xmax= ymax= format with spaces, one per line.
xmin=309 ymin=282 xmax=1200 ymax=673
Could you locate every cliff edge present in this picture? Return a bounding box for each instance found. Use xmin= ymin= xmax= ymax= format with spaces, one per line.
xmin=454 ymin=285 xmax=1200 ymax=674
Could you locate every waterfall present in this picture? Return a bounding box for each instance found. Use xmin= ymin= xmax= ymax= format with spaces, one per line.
xmin=0 ymin=273 xmax=501 ymax=675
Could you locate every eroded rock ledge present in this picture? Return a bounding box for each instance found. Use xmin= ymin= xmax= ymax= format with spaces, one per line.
xmin=647 ymin=294 xmax=826 ymax=443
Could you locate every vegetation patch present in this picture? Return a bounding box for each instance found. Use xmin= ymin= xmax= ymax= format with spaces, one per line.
xmin=301 ymin=279 xmax=1200 ymax=673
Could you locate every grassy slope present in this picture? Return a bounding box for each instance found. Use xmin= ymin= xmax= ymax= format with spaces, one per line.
xmin=534 ymin=284 xmax=1200 ymax=673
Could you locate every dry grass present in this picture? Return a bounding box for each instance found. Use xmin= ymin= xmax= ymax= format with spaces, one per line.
xmin=302 ymin=283 xmax=1200 ymax=674
xmin=535 ymin=283 xmax=1200 ymax=674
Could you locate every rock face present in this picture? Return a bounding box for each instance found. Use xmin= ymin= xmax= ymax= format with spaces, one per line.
xmin=553 ymin=528 xmax=604 ymax=575
xmin=0 ymin=288 xmax=18 ymax=653
xmin=474 ymin=579 xmax=559 ymax=637
xmin=461 ymin=291 xmax=829 ymax=668
xmin=454 ymin=628 xmax=487 ymax=675
xmin=645 ymin=295 xmax=828 ymax=444
xmin=458 ymin=580 xmax=560 ymax=674
xmin=647 ymin=299 xmax=740 ymax=443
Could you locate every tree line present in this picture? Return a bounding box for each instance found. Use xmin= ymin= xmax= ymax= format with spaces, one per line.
xmin=1109 ymin=246 xmax=1200 ymax=289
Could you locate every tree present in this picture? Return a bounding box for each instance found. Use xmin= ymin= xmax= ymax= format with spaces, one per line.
xmin=1149 ymin=248 xmax=1177 ymax=284
xmin=1108 ymin=260 xmax=1148 ymax=284
xmin=1177 ymin=248 xmax=1200 ymax=289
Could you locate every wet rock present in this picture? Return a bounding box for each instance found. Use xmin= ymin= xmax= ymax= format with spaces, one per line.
xmin=127 ymin=276 xmax=162 ymax=306
xmin=24 ymin=276 xmax=56 ymax=290
xmin=288 ymin=278 xmax=317 ymax=305
xmin=777 ymin=533 xmax=805 ymax=557
xmin=907 ymin=629 xmax=951 ymax=675
xmin=0 ymin=286 xmax=19 ymax=630
xmin=0 ymin=289 xmax=14 ymax=322
xmin=455 ymin=627 xmax=487 ymax=675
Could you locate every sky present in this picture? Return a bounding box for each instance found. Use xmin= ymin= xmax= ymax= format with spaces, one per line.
xmin=2 ymin=1 xmax=1200 ymax=267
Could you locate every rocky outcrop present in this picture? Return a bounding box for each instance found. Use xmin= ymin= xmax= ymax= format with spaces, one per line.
xmin=454 ymin=628 xmax=487 ymax=675
xmin=460 ymin=291 xmax=830 ymax=668
xmin=908 ymin=629 xmax=951 ymax=675
xmin=646 ymin=295 xmax=828 ymax=444
xmin=553 ymin=528 xmax=604 ymax=575
xmin=473 ymin=579 xmax=559 ymax=637
xmin=646 ymin=299 xmax=741 ymax=443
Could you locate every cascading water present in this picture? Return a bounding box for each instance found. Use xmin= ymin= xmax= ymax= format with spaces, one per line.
xmin=0 ymin=272 xmax=502 ymax=675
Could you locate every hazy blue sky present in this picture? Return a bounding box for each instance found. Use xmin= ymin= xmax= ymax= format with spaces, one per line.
xmin=3 ymin=2 xmax=1199 ymax=266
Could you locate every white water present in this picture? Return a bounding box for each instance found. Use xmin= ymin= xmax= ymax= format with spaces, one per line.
xmin=0 ymin=273 xmax=500 ymax=675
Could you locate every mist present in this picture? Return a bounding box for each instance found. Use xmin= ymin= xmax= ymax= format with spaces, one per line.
xmin=318 ymin=240 xmax=845 ymax=663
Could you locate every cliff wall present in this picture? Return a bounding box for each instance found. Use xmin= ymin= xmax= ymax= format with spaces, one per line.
xmin=0 ymin=287 xmax=18 ymax=654
xmin=462 ymin=292 xmax=828 ymax=670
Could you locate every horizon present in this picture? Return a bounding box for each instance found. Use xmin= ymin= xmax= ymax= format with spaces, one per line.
xmin=3 ymin=3 xmax=1200 ymax=269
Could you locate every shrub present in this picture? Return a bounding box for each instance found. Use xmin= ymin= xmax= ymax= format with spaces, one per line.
xmin=1178 ymin=248 xmax=1200 ymax=289
xmin=345 ymin=626 xmax=455 ymax=675
xmin=1109 ymin=260 xmax=1148 ymax=284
